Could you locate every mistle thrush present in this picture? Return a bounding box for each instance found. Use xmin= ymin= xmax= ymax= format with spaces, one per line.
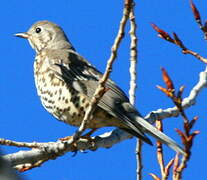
xmin=15 ymin=20 xmax=184 ymax=154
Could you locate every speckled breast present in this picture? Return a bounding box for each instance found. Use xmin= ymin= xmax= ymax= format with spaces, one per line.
xmin=33 ymin=55 xmax=89 ymax=127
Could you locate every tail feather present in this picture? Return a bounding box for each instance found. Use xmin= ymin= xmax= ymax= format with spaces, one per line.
xmin=121 ymin=128 xmax=153 ymax=145
xmin=131 ymin=115 xmax=186 ymax=155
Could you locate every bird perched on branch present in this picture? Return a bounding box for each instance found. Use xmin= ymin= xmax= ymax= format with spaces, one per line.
xmin=15 ymin=20 xmax=185 ymax=155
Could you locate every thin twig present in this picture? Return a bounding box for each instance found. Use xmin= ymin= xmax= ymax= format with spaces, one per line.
xmin=156 ymin=120 xmax=166 ymax=180
xmin=136 ymin=139 xmax=143 ymax=180
xmin=129 ymin=1 xmax=138 ymax=105
xmin=172 ymin=154 xmax=179 ymax=180
xmin=155 ymin=120 xmax=174 ymax=180
xmin=173 ymin=115 xmax=198 ymax=180
xmin=165 ymin=159 xmax=175 ymax=179
xmin=182 ymin=49 xmax=207 ymax=64
xmin=151 ymin=24 xmax=207 ymax=64
xmin=173 ymin=155 xmax=188 ymax=180
xmin=0 ymin=138 xmax=40 ymax=148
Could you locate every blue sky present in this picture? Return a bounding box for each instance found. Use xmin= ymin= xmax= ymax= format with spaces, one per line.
xmin=1 ymin=0 xmax=207 ymax=179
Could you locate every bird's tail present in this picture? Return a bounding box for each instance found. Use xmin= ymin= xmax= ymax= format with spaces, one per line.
xmin=129 ymin=114 xmax=186 ymax=155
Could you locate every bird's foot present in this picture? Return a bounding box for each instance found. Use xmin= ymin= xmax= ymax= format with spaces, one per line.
xmin=58 ymin=136 xmax=79 ymax=156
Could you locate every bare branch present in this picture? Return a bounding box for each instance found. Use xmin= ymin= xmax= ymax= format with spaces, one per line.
xmin=0 ymin=138 xmax=40 ymax=148
xmin=3 ymin=129 xmax=132 ymax=169
xmin=129 ymin=1 xmax=138 ymax=105
xmin=182 ymin=49 xmax=207 ymax=64
xmin=156 ymin=120 xmax=166 ymax=180
xmin=136 ymin=140 xmax=143 ymax=180
xmin=152 ymin=119 xmax=174 ymax=180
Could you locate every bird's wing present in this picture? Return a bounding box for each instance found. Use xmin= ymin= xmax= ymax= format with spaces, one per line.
xmin=47 ymin=49 xmax=152 ymax=144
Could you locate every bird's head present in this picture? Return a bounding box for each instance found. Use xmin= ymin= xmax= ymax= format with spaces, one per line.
xmin=15 ymin=20 xmax=74 ymax=53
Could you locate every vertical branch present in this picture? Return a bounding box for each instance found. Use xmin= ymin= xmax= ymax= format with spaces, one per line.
xmin=127 ymin=1 xmax=141 ymax=180
xmin=156 ymin=120 xmax=166 ymax=179
xmin=129 ymin=1 xmax=138 ymax=105
xmin=155 ymin=120 xmax=174 ymax=180
xmin=136 ymin=139 xmax=143 ymax=180
xmin=173 ymin=155 xmax=188 ymax=180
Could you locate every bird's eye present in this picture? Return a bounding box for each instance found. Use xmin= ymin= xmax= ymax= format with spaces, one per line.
xmin=35 ymin=27 xmax=41 ymax=33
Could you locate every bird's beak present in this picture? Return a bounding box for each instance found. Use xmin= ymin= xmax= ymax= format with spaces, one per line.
xmin=14 ymin=32 xmax=29 ymax=39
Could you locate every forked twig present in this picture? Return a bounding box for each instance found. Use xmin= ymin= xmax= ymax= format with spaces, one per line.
xmin=151 ymin=23 xmax=207 ymax=64
xmin=156 ymin=68 xmax=199 ymax=180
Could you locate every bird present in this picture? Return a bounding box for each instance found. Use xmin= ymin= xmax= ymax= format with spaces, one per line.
xmin=15 ymin=20 xmax=185 ymax=155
